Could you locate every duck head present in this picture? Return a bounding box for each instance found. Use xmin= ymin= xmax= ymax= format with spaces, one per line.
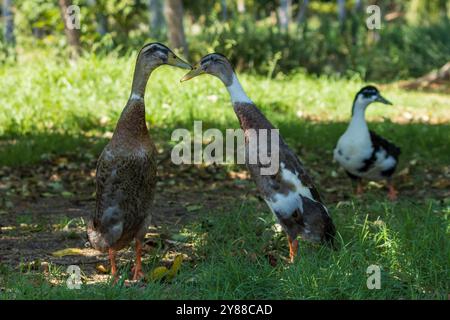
xmin=352 ymin=85 xmax=392 ymax=115
xmin=180 ymin=53 xmax=234 ymax=86
xmin=131 ymin=43 xmax=191 ymax=99
xmin=136 ymin=42 xmax=191 ymax=71
xmin=180 ymin=53 xmax=253 ymax=104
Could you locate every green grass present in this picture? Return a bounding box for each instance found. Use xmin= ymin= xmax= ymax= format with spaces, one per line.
xmin=0 ymin=51 xmax=449 ymax=299
xmin=1 ymin=199 xmax=448 ymax=299
xmin=1 ymin=51 xmax=449 ymax=166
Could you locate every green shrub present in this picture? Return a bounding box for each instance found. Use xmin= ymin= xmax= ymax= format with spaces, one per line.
xmin=187 ymin=16 xmax=450 ymax=82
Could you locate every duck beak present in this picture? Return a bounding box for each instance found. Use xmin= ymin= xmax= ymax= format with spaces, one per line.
xmin=167 ymin=53 xmax=192 ymax=70
xmin=376 ymin=94 xmax=393 ymax=105
xmin=180 ymin=64 xmax=204 ymax=82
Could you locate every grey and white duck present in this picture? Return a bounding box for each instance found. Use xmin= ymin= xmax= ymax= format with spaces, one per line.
xmin=181 ymin=53 xmax=336 ymax=262
xmin=333 ymin=86 xmax=401 ymax=200
xmin=87 ymin=43 xmax=191 ymax=281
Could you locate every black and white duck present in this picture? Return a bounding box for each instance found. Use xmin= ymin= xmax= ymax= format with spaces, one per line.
xmin=181 ymin=53 xmax=336 ymax=262
xmin=87 ymin=43 xmax=191 ymax=281
xmin=333 ymin=86 xmax=401 ymax=200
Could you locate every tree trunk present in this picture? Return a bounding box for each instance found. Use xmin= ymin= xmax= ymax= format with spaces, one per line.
xmin=164 ymin=0 xmax=188 ymax=54
xmin=296 ymin=0 xmax=309 ymax=25
xmin=2 ymin=0 xmax=15 ymax=45
xmin=221 ymin=0 xmax=227 ymax=21
xmin=58 ymin=0 xmax=82 ymax=58
xmin=149 ymin=0 xmax=165 ymax=37
xmin=337 ymin=0 xmax=346 ymax=25
xmin=399 ymin=62 xmax=450 ymax=90
xmin=278 ymin=0 xmax=291 ymax=31
xmin=439 ymin=0 xmax=448 ymax=21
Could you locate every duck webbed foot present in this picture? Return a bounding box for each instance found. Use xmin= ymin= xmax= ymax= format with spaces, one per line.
xmin=288 ymin=237 xmax=299 ymax=263
xmin=131 ymin=240 xmax=145 ymax=280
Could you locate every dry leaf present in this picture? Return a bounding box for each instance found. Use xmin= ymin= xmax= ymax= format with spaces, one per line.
xmin=432 ymin=179 xmax=450 ymax=189
xmin=186 ymin=204 xmax=202 ymax=212
xmin=96 ymin=264 xmax=109 ymax=274
xmin=51 ymin=248 xmax=83 ymax=257
xmin=397 ymin=167 xmax=410 ymax=176
xmin=166 ymin=255 xmax=183 ymax=280
xmin=149 ymin=266 xmax=169 ymax=281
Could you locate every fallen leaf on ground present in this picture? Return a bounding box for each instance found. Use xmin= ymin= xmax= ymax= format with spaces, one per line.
xmin=61 ymin=191 xmax=74 ymax=198
xmin=171 ymin=233 xmax=188 ymax=242
xmin=149 ymin=266 xmax=169 ymax=281
xmin=397 ymin=167 xmax=410 ymax=176
xmin=166 ymin=255 xmax=183 ymax=280
xmin=51 ymin=248 xmax=84 ymax=257
xmin=432 ymin=179 xmax=450 ymax=189
xmin=96 ymin=264 xmax=109 ymax=274
xmin=186 ymin=204 xmax=202 ymax=212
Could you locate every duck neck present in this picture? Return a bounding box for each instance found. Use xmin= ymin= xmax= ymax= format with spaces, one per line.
xmin=348 ymin=102 xmax=368 ymax=134
xmin=224 ymin=73 xmax=275 ymax=131
xmin=114 ymin=62 xmax=156 ymax=141
xmin=226 ymin=73 xmax=253 ymax=105
xmin=130 ymin=60 xmax=156 ymax=99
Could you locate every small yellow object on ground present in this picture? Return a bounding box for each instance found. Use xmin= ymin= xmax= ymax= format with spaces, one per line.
xmin=96 ymin=264 xmax=109 ymax=274
xmin=51 ymin=248 xmax=84 ymax=257
xmin=148 ymin=255 xmax=183 ymax=282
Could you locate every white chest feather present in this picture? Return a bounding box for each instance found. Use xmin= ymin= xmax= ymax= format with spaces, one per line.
xmin=334 ymin=110 xmax=372 ymax=171
xmin=265 ymin=163 xmax=315 ymax=217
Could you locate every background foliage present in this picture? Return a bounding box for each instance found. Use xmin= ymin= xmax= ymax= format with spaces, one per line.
xmin=1 ymin=0 xmax=449 ymax=81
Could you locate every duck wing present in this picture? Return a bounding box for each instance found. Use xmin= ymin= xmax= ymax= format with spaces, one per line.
xmin=369 ymin=130 xmax=401 ymax=160
xmin=282 ymin=144 xmax=323 ymax=203
xmin=281 ymin=144 xmax=336 ymax=244
xmin=250 ymin=137 xmax=335 ymax=245
xmin=89 ymin=145 xmax=157 ymax=250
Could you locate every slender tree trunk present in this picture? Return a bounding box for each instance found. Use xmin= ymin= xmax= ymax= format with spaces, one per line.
xmin=58 ymin=0 xmax=82 ymax=58
xmin=164 ymin=0 xmax=188 ymax=55
xmin=221 ymin=0 xmax=227 ymax=21
xmin=2 ymin=0 xmax=15 ymax=45
xmin=278 ymin=0 xmax=291 ymax=31
xmin=296 ymin=0 xmax=309 ymax=25
xmin=337 ymin=0 xmax=346 ymax=25
xmin=149 ymin=0 xmax=165 ymax=37
xmin=399 ymin=62 xmax=450 ymax=90
xmin=439 ymin=0 xmax=448 ymax=21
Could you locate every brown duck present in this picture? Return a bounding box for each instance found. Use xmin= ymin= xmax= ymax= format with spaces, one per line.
xmin=87 ymin=43 xmax=191 ymax=280
xmin=181 ymin=54 xmax=336 ymax=262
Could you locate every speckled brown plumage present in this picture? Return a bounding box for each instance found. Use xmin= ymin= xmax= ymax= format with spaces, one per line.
xmin=234 ymin=102 xmax=335 ymax=245
xmin=87 ymin=43 xmax=191 ymax=280
xmin=87 ymin=99 xmax=157 ymax=253
xmin=181 ymin=54 xmax=336 ymax=261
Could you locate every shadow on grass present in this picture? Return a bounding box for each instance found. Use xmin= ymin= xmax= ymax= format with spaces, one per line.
xmin=1 ymin=116 xmax=449 ymax=167
xmin=0 ymin=199 xmax=448 ymax=299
